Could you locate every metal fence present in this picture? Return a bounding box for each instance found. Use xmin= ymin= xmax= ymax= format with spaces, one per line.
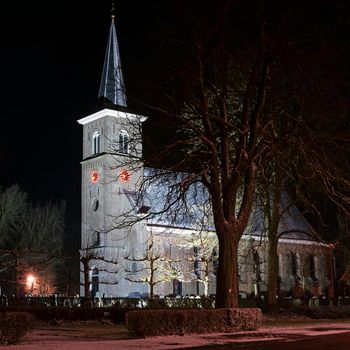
xmin=1 ymin=295 xmax=349 ymax=309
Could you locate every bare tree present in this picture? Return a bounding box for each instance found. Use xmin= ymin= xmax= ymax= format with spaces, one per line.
xmin=0 ymin=185 xmax=65 ymax=296
xmin=108 ymin=0 xmax=349 ymax=308
xmin=176 ymin=231 xmax=218 ymax=297
xmin=79 ymin=238 xmax=121 ymax=298
xmin=113 ymin=2 xmax=271 ymax=308
xmin=258 ymin=26 xmax=350 ymax=307
xmin=124 ymin=230 xmax=181 ymax=298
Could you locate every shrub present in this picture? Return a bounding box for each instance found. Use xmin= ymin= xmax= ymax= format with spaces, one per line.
xmin=0 ymin=312 xmax=34 ymax=344
xmin=126 ymin=308 xmax=262 ymax=337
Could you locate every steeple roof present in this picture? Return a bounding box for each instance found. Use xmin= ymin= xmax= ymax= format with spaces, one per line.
xmin=98 ymin=12 xmax=127 ymax=107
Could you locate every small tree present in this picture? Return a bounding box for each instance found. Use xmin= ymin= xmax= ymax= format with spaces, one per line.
xmin=177 ymin=231 xmax=218 ymax=297
xmin=124 ymin=231 xmax=181 ymax=298
xmin=80 ymin=240 xmax=120 ymax=298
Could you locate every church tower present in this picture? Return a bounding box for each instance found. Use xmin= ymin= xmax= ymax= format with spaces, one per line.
xmin=77 ymin=9 xmax=146 ymax=297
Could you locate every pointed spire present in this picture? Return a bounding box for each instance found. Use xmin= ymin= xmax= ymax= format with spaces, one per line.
xmin=98 ymin=3 xmax=127 ymax=107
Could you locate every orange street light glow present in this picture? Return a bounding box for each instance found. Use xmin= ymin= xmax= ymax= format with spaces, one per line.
xmin=27 ymin=275 xmax=35 ymax=286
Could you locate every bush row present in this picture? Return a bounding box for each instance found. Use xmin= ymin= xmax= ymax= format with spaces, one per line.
xmin=0 ymin=306 xmax=128 ymax=323
xmin=0 ymin=312 xmax=33 ymax=344
xmin=290 ymin=305 xmax=350 ymax=319
xmin=126 ymin=308 xmax=263 ymax=337
xmin=2 ymin=303 xmax=350 ymax=327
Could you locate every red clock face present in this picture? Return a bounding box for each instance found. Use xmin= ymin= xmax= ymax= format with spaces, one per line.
xmin=91 ymin=171 xmax=99 ymax=183
xmin=120 ymin=169 xmax=131 ymax=182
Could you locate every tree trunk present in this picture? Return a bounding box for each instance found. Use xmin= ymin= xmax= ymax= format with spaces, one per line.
xmin=203 ymin=263 xmax=209 ymax=297
xmin=149 ymin=258 xmax=154 ymax=298
xmin=215 ymin=234 xmax=239 ymax=308
xmin=83 ymin=261 xmax=91 ymax=298
xmin=266 ymin=170 xmax=282 ymax=309
xmin=267 ymin=236 xmax=279 ymax=308
xmin=14 ymin=252 xmax=19 ymax=297
xmin=150 ymin=283 xmax=154 ymax=299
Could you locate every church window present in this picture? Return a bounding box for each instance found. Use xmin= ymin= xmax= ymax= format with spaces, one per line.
xmin=92 ymin=232 xmax=100 ymax=247
xmin=237 ymin=262 xmax=242 ymax=282
xmin=92 ymin=131 xmax=100 ymax=155
xmin=212 ymin=248 xmax=218 ymax=276
xmin=173 ymin=279 xmax=183 ymax=296
xmin=253 ymin=250 xmax=262 ymax=281
xmin=119 ymin=130 xmax=129 ymax=154
xmin=309 ymin=254 xmax=316 ymax=281
xmin=91 ymin=267 xmax=99 ymax=297
xmin=291 ymin=252 xmax=300 ymax=281
xmin=193 ymin=246 xmax=200 ymax=278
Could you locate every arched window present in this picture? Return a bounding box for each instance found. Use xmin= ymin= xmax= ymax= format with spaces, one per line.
xmin=309 ymin=254 xmax=316 ymax=281
xmin=253 ymin=249 xmax=262 ymax=282
xmin=291 ymin=252 xmax=301 ymax=282
xmin=92 ymin=131 xmax=100 ymax=155
xmin=92 ymin=231 xmax=100 ymax=247
xmin=173 ymin=279 xmax=183 ymax=296
xmin=291 ymin=252 xmax=298 ymax=276
xmin=91 ymin=267 xmax=99 ymax=297
xmin=193 ymin=246 xmax=200 ymax=278
xmin=212 ymin=248 xmax=218 ymax=276
xmin=119 ymin=130 xmax=129 ymax=154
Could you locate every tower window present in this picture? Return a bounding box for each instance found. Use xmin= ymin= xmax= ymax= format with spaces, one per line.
xmin=119 ymin=130 xmax=129 ymax=154
xmin=92 ymin=131 xmax=100 ymax=155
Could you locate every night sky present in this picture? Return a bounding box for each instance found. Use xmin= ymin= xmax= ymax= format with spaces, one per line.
xmin=0 ymin=1 xmax=168 ymax=242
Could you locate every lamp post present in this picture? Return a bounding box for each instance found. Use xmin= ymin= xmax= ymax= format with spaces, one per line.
xmin=27 ymin=275 xmax=35 ymax=296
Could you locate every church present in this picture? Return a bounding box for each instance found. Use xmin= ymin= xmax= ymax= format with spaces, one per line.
xmin=77 ymin=13 xmax=334 ymax=300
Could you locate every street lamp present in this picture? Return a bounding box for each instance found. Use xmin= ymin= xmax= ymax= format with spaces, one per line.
xmin=27 ymin=275 xmax=35 ymax=296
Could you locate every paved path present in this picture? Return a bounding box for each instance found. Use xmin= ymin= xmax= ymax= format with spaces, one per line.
xmin=2 ymin=321 xmax=350 ymax=350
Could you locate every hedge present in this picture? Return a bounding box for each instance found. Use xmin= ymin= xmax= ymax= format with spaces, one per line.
xmin=290 ymin=305 xmax=350 ymax=319
xmin=0 ymin=312 xmax=34 ymax=344
xmin=126 ymin=308 xmax=263 ymax=337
